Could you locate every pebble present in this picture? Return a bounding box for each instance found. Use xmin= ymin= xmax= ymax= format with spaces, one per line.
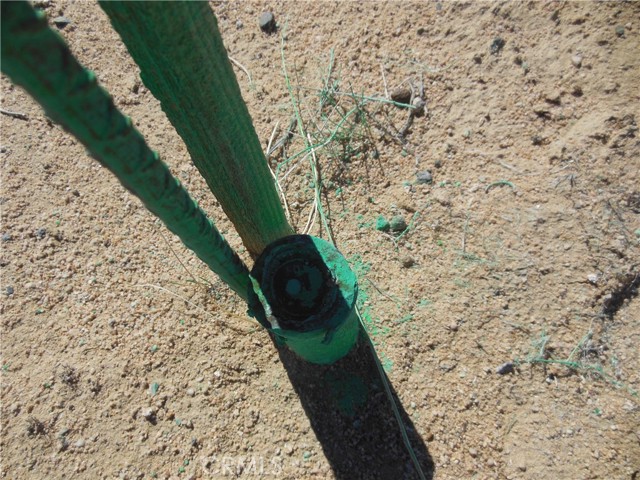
xmin=412 ymin=97 xmax=426 ymax=116
xmin=469 ymin=448 xmax=478 ymax=458
xmin=35 ymin=228 xmax=47 ymax=240
xmin=141 ymin=407 xmax=156 ymax=421
xmin=545 ymin=91 xmax=561 ymax=105
xmin=391 ymin=87 xmax=412 ymax=104
xmin=416 ymin=170 xmax=433 ymax=184
xmin=236 ymin=19 xmax=244 ymax=30
xmin=74 ymin=439 xmax=85 ymax=448
xmin=1 ymin=233 xmax=11 ymax=242
xmin=186 ymin=388 xmax=196 ymax=397
xmin=615 ymin=25 xmax=625 ymax=37
xmin=389 ymin=215 xmax=407 ymax=233
xmin=587 ymin=273 xmax=599 ymax=285
xmin=439 ymin=361 xmax=457 ymax=372
xmin=52 ymin=16 xmax=71 ymax=29
xmin=6 ymin=286 xmax=14 ymax=296
xmin=259 ymin=12 xmax=276 ymax=34
xmin=571 ymin=54 xmax=583 ymax=68
xmin=400 ymin=256 xmax=415 ymax=268
xmin=496 ymin=362 xmax=515 ymax=375
xmin=490 ymin=37 xmax=505 ymax=55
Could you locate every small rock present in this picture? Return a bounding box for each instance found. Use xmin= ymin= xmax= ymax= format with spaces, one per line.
xmin=376 ymin=216 xmax=390 ymax=232
xmin=587 ymin=273 xmax=599 ymax=285
xmin=74 ymin=439 xmax=85 ymax=448
xmin=448 ymin=322 xmax=459 ymax=332
xmin=473 ymin=53 xmax=483 ymax=64
xmin=571 ymin=54 xmax=583 ymax=68
xmin=496 ymin=362 xmax=515 ymax=375
xmin=52 ymin=16 xmax=71 ymax=29
xmin=391 ymin=87 xmax=412 ymax=104
xmin=389 ymin=215 xmax=407 ymax=233
xmin=400 ymin=256 xmax=415 ymax=268
xmin=236 ymin=19 xmax=244 ymax=30
xmin=141 ymin=407 xmax=156 ymax=422
xmin=416 ymin=170 xmax=433 ymax=185
xmin=417 ymin=27 xmax=426 ymax=35
xmin=284 ymin=444 xmax=294 ymax=456
xmin=6 ymin=286 xmax=14 ymax=296
xmin=531 ymin=134 xmax=544 ymax=146
xmin=545 ymin=91 xmax=561 ymax=105
xmin=35 ymin=228 xmax=47 ymax=240
xmin=615 ymin=25 xmax=625 ymax=37
xmin=469 ymin=448 xmax=478 ymax=458
xmin=412 ymin=97 xmax=426 ymax=116
xmin=258 ymin=12 xmax=276 ymax=34
xmin=490 ymin=37 xmax=505 ymax=55
xmin=186 ymin=388 xmax=196 ymax=397
xmin=439 ymin=361 xmax=457 ymax=372
xmin=1 ymin=233 xmax=11 ymax=242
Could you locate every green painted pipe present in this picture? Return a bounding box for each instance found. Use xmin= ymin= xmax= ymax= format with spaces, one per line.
xmin=0 ymin=1 xmax=254 ymax=301
xmin=250 ymin=235 xmax=360 ymax=364
xmin=99 ymin=1 xmax=294 ymax=257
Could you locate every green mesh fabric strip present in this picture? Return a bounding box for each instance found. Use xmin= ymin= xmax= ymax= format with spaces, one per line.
xmin=99 ymin=1 xmax=294 ymax=257
xmin=0 ymin=1 xmax=253 ymax=301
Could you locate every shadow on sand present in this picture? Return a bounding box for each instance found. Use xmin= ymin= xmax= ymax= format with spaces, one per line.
xmin=274 ymin=329 xmax=435 ymax=480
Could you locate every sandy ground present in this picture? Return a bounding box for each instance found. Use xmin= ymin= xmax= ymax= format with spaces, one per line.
xmin=1 ymin=1 xmax=639 ymax=479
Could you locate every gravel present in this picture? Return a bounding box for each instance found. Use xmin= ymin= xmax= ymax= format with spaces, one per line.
xmin=259 ymin=12 xmax=276 ymax=34
xmin=389 ymin=215 xmax=407 ymax=233
xmin=496 ymin=362 xmax=515 ymax=375
xmin=416 ymin=170 xmax=433 ymax=184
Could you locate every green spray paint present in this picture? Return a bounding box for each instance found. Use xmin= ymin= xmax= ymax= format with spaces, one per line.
xmin=250 ymin=235 xmax=359 ymax=364
xmin=99 ymin=2 xmax=294 ymax=257
xmin=0 ymin=1 xmax=253 ymax=301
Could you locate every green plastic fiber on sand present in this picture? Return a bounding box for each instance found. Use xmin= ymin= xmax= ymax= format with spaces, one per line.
xmin=99 ymin=1 xmax=294 ymax=257
xmin=0 ymin=1 xmax=253 ymax=301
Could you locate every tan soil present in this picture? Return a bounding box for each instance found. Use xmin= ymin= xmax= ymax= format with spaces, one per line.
xmin=1 ymin=1 xmax=639 ymax=479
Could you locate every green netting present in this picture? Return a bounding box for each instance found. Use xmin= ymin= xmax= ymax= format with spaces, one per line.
xmin=0 ymin=1 xmax=253 ymax=301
